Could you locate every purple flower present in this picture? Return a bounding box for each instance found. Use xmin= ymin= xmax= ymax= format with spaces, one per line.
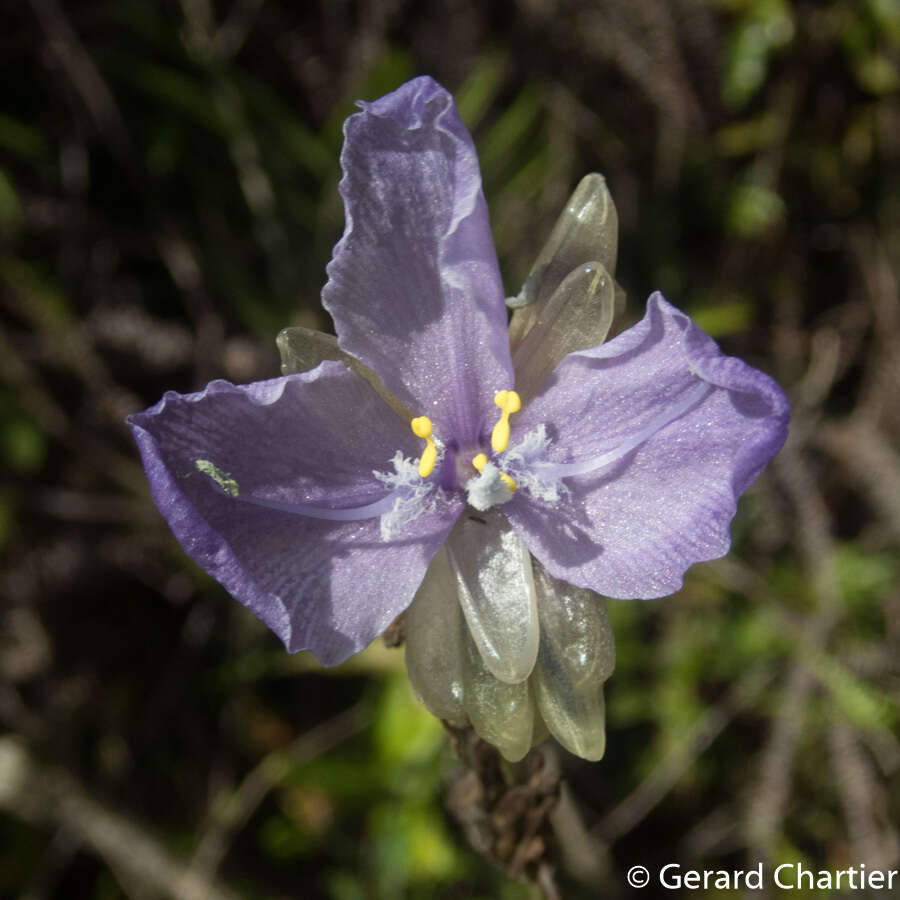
xmin=128 ymin=77 xmax=789 ymax=761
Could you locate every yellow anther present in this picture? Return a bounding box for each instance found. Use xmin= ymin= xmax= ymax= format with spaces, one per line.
xmin=471 ymin=452 xmax=517 ymax=492
xmin=490 ymin=389 xmax=521 ymax=453
xmin=410 ymin=416 xmax=437 ymax=478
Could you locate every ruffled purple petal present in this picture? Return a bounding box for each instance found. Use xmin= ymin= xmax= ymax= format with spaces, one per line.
xmin=506 ymin=293 xmax=790 ymax=598
xmin=322 ymin=76 xmax=513 ymax=446
xmin=127 ymin=361 xmax=462 ymax=664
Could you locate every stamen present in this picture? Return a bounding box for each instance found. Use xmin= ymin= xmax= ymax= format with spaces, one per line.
xmin=472 ymin=452 xmax=517 ymax=491
xmin=411 ymin=416 xmax=437 ymax=477
xmin=491 ymin=389 xmax=521 ymax=453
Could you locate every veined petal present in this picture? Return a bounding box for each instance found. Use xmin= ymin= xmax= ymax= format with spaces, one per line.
xmin=508 ymin=173 xmax=618 ymax=350
xmin=322 ymin=76 xmax=513 ymax=445
xmin=404 ymin=547 xmax=467 ymax=727
xmin=512 ymin=261 xmax=615 ymax=406
xmin=461 ymin=620 xmax=535 ymax=762
xmin=530 ymin=561 xmax=614 ymax=761
xmin=446 ymin=509 xmax=539 ymax=684
xmin=507 ymin=293 xmax=790 ymax=599
xmin=127 ymin=361 xmax=462 ymax=664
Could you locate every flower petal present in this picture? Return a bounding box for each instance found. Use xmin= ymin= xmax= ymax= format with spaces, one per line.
xmin=404 ymin=547 xmax=467 ymax=726
xmin=507 ymin=293 xmax=790 ymax=599
xmin=322 ymin=76 xmax=513 ymax=445
xmin=127 ymin=361 xmax=462 ymax=664
xmin=530 ymin=561 xmax=614 ymax=761
xmin=446 ymin=509 xmax=539 ymax=684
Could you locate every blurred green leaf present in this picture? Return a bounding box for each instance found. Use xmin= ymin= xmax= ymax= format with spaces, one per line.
xmin=369 ymin=803 xmax=464 ymax=893
xmin=854 ymin=53 xmax=900 ymax=95
xmin=727 ymin=182 xmax=786 ymax=237
xmin=373 ymin=674 xmax=444 ymax=766
xmin=328 ymin=871 xmax=367 ymax=900
xmin=0 ymin=259 xmax=73 ymax=331
xmin=806 ymin=647 xmax=898 ymax=735
xmin=868 ymin=0 xmax=900 ymax=45
xmin=722 ymin=0 xmax=795 ymax=109
xmin=0 ymin=115 xmax=49 ymax=160
xmin=688 ymin=300 xmax=754 ymax=336
xmin=291 ymin=753 xmax=381 ymax=803
xmin=503 ymin=145 xmax=552 ymax=204
xmin=836 ymin=544 xmax=896 ymax=612
xmin=716 ymin=113 xmax=781 ymax=156
xmin=104 ymin=55 xmax=227 ymax=135
xmin=239 ymin=75 xmax=335 ymax=178
xmin=207 ymin=249 xmax=286 ymax=335
xmin=92 ymin=871 xmax=127 ymax=900
xmin=455 ymin=52 xmax=509 ymax=131
xmin=259 ymin=811 xmax=310 ymax=860
xmin=145 ymin=120 xmax=185 ymax=176
xmin=492 ymin=148 xmax=552 ymax=258
xmin=1 ymin=416 xmax=47 ymax=474
xmin=110 ymin=0 xmax=186 ymax=55
xmin=0 ymin=170 xmax=23 ymax=235
xmin=0 ymin=492 xmax=13 ymax=549
xmin=477 ymin=86 xmax=542 ymax=177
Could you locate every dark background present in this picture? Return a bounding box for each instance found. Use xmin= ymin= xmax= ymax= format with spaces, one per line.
xmin=1 ymin=1 xmax=899 ymax=897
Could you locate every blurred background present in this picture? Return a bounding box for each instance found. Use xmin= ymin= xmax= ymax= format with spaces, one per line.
xmin=2 ymin=0 xmax=899 ymax=897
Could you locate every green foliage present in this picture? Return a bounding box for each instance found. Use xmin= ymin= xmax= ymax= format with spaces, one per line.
xmin=0 ymin=392 xmax=47 ymax=475
xmin=0 ymin=114 xmax=50 ymax=159
xmin=721 ymin=0 xmax=795 ymax=109
xmin=454 ymin=53 xmax=509 ymax=132
xmin=807 ymin=647 xmax=898 ymax=735
xmin=687 ymin=299 xmax=754 ymax=336
xmin=246 ymin=673 xmax=513 ymax=898
xmin=727 ymin=181 xmax=786 ymax=237
xmin=0 ymin=170 xmax=23 ymax=236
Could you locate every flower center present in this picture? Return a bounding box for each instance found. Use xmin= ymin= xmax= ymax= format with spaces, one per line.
xmin=453 ymin=449 xmax=481 ymax=487
xmin=409 ymin=390 xmax=522 ymax=503
xmin=472 ymin=452 xmax=517 ymax=491
xmin=194 ymin=378 xmax=711 ymax=540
